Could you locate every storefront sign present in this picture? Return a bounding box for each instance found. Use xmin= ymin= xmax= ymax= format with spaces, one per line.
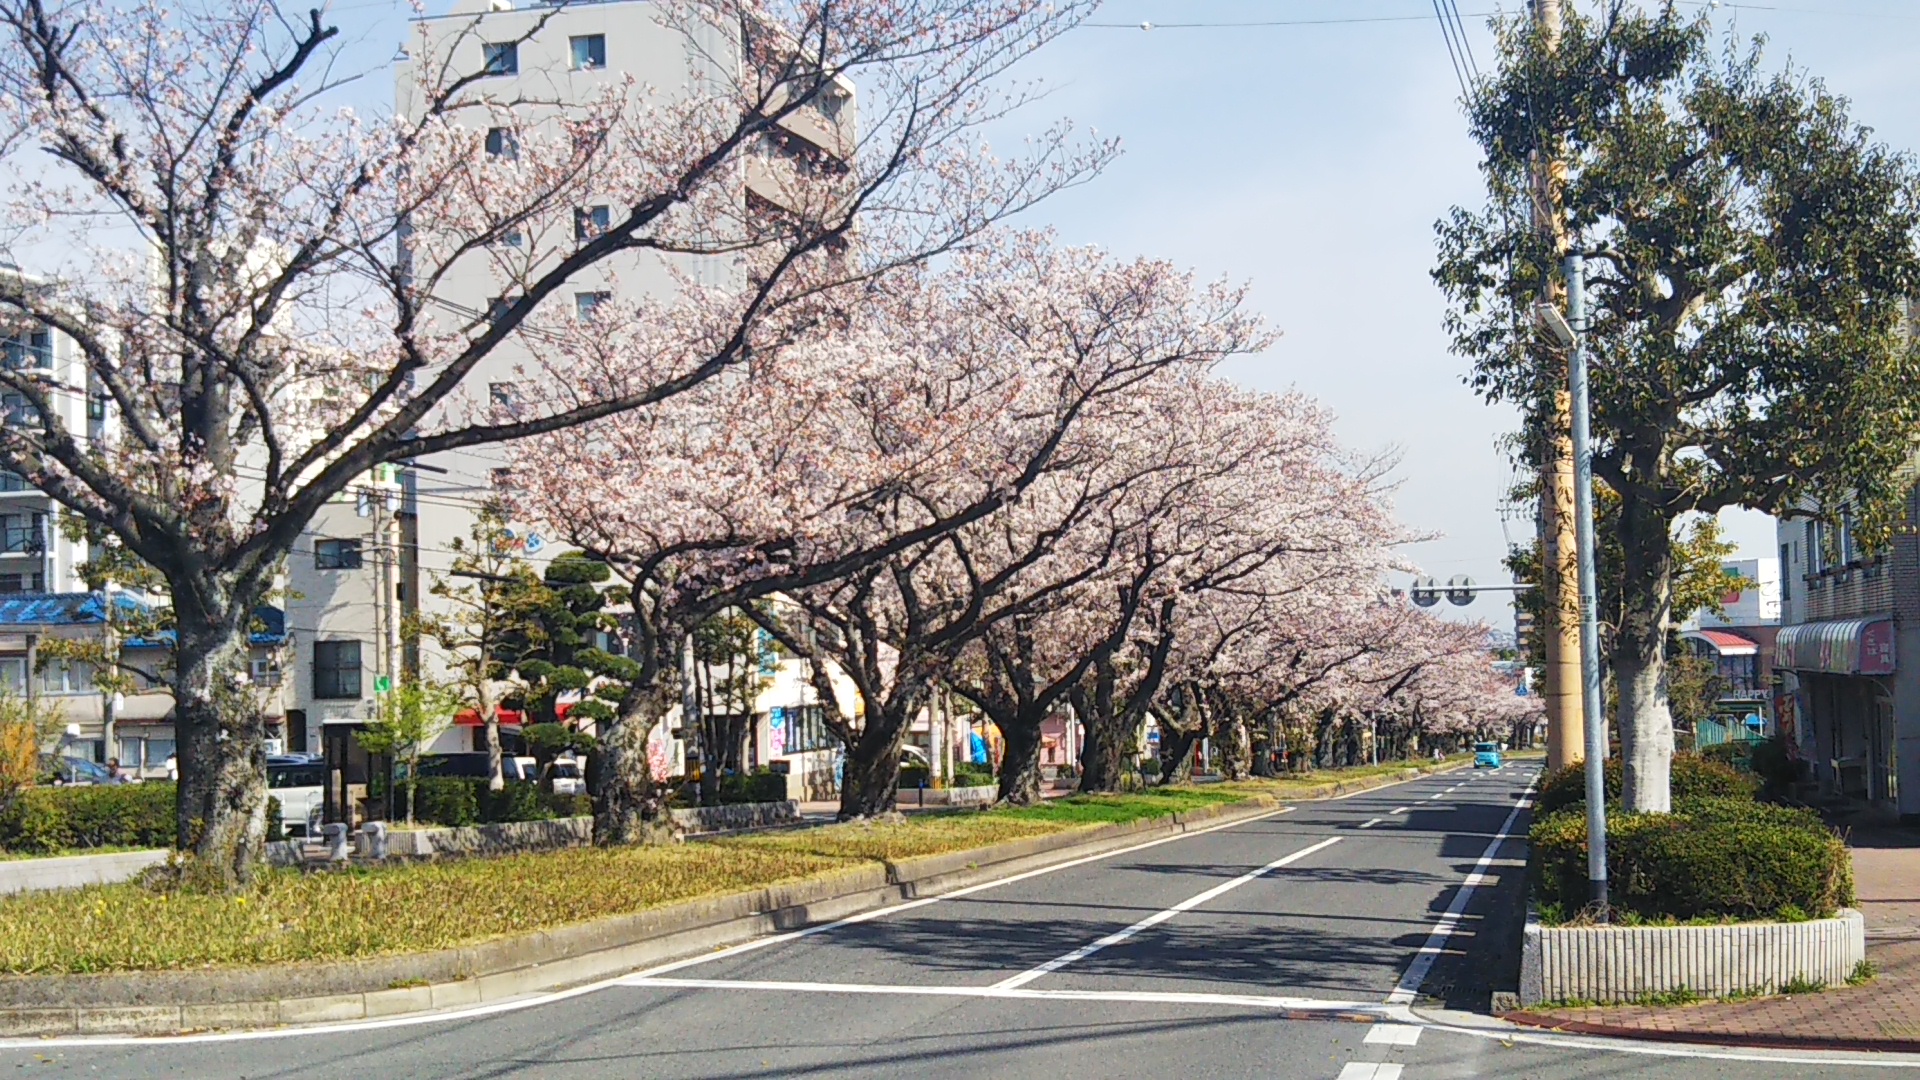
xmin=1777 ymin=617 xmax=1897 ymax=676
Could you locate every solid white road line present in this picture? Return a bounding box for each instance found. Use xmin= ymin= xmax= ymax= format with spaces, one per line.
xmin=0 ymin=806 xmax=1301 ymax=1051
xmin=1364 ymin=1023 xmax=1422 ymax=1046
xmin=1337 ymin=1064 xmax=1404 ymax=1080
xmin=1384 ymin=771 xmax=1540 ymax=1006
xmin=623 ymin=977 xmax=1384 ymax=1013
xmin=1358 ymin=818 xmax=1384 ymax=829
xmin=990 ymin=835 xmax=1344 ymax=990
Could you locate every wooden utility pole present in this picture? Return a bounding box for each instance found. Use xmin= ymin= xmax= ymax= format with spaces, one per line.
xmin=1532 ymin=0 xmax=1586 ymax=773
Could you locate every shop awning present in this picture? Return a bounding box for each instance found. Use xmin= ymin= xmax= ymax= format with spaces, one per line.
xmin=1777 ymin=617 xmax=1896 ymax=676
xmin=454 ymin=707 xmax=526 ymax=727
xmin=1685 ymin=630 xmax=1758 ymax=657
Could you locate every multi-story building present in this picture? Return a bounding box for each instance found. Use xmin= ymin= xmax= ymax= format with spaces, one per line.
xmin=1776 ymin=499 xmax=1920 ymax=822
xmin=0 ymin=313 xmax=105 ymax=595
xmin=1680 ymin=556 xmax=1783 ymax=721
xmin=287 ymin=0 xmax=858 ymax=808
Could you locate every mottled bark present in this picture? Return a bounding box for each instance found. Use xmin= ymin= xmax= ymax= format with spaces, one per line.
xmin=590 ymin=679 xmax=676 ymax=845
xmin=173 ymin=615 xmax=269 ymax=887
xmin=994 ymin=715 xmax=1046 ymax=806
xmin=1614 ymin=488 xmax=1676 ymax=813
xmin=1219 ymin=712 xmax=1251 ymax=781
xmin=838 ymin=710 xmax=912 ymax=818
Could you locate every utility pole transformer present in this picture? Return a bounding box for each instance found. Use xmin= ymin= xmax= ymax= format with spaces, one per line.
xmin=1531 ymin=0 xmax=1586 ymax=774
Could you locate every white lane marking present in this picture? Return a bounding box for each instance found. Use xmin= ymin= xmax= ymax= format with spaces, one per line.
xmin=1402 ymin=1009 xmax=1920 ymax=1068
xmin=1357 ymin=818 xmax=1384 ymax=829
xmin=1389 ymin=806 xmax=1410 ymax=814
xmin=1337 ymin=1064 xmax=1403 ymax=1080
xmin=1384 ymin=772 xmax=1540 ymax=1006
xmin=623 ymin=977 xmax=1383 ymax=1013
xmin=633 ymin=806 xmax=1296 ymax=983
xmin=991 ymin=835 xmax=1344 ymax=990
xmin=0 ymin=807 xmax=1296 ymax=1050
xmin=1364 ymin=1023 xmax=1422 ymax=1046
xmin=1322 ymin=767 xmax=1468 ymax=801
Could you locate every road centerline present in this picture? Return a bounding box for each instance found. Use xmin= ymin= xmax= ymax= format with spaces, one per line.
xmin=990 ymin=835 xmax=1344 ymax=990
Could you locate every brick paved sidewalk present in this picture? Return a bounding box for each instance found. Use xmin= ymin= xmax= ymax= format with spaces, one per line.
xmin=1504 ymin=825 xmax=1920 ymax=1051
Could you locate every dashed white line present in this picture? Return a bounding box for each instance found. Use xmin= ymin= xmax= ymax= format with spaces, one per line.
xmin=1390 ymin=806 xmax=1410 ymax=815
xmin=1358 ymin=818 xmax=1384 ymax=829
xmin=1337 ymin=1064 xmax=1404 ymax=1080
xmin=991 ymin=835 xmax=1343 ymax=990
xmin=1364 ymin=1023 xmax=1422 ymax=1046
xmin=1385 ymin=772 xmax=1540 ymax=1005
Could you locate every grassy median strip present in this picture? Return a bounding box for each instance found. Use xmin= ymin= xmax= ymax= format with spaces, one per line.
xmin=0 ymin=761 xmax=1452 ymax=975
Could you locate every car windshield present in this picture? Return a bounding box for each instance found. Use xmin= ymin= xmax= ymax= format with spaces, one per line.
xmin=1474 ymin=743 xmax=1498 ymax=753
xmin=552 ymin=763 xmax=580 ymax=778
xmin=268 ymin=764 xmax=326 ymax=788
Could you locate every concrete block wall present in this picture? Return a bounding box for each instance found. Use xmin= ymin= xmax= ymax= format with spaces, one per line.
xmin=1519 ymin=909 xmax=1866 ymax=1005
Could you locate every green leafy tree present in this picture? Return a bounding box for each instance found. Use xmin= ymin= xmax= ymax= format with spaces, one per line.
xmin=413 ymin=506 xmax=549 ymax=792
xmin=689 ymin=610 xmax=773 ymax=806
xmin=1440 ymin=7 xmax=1920 ymax=810
xmin=355 ymin=678 xmax=461 ymax=824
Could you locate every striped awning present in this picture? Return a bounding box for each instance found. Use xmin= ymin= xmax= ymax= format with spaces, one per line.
xmin=1685 ymin=630 xmax=1758 ymax=657
xmin=1777 ymin=618 xmax=1896 ymax=676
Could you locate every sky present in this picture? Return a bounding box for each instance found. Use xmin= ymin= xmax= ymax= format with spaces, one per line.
xmin=325 ymin=0 xmax=1920 ymax=618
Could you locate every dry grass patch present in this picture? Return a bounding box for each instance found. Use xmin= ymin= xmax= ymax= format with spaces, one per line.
xmin=0 ymin=844 xmax=849 ymax=974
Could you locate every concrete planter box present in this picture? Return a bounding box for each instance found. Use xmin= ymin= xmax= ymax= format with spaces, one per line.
xmin=1519 ymin=908 xmax=1866 ymax=1005
xmin=899 ymin=785 xmax=997 ymax=807
xmin=387 ymin=817 xmax=593 ymax=858
xmin=669 ymin=801 xmax=799 ymax=834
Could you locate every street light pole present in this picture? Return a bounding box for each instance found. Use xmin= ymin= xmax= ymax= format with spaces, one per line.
xmin=1565 ymin=254 xmax=1610 ymax=916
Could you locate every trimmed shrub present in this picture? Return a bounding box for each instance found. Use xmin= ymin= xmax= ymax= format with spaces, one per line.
xmin=1530 ymin=797 xmax=1852 ymax=922
xmin=412 ymin=777 xmax=480 ymax=827
xmin=951 ymin=762 xmax=995 ymax=787
xmin=0 ymin=783 xmax=175 ymax=853
xmin=478 ymin=781 xmax=554 ymax=824
xmin=1534 ymin=753 xmax=1756 ymax=817
xmin=899 ymin=763 xmax=931 ymax=790
xmin=718 ymin=769 xmax=788 ymax=805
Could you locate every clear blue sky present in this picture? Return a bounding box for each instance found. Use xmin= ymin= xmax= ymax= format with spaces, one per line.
xmin=331 ymin=0 xmax=1920 ymax=614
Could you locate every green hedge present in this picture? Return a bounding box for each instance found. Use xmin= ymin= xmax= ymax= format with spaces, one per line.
xmin=0 ymin=783 xmax=176 ymax=854
xmin=1530 ymin=797 xmax=1852 ymax=922
xmin=952 ymin=762 xmax=996 ymax=787
xmin=1534 ymin=753 xmax=1756 ymax=818
xmin=409 ymin=779 xmax=585 ymax=828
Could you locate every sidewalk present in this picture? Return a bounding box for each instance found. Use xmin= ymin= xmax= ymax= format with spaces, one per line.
xmin=1505 ymin=823 xmax=1920 ymax=1051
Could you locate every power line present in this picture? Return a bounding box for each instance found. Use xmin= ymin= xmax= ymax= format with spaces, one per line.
xmin=1083 ymin=13 xmax=1501 ymax=29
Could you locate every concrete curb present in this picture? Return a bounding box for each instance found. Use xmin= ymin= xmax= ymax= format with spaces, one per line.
xmin=1498 ymin=1009 xmax=1920 ymax=1054
xmin=0 ymin=797 xmax=1287 ymax=1035
xmin=0 ymin=850 xmax=169 ymax=896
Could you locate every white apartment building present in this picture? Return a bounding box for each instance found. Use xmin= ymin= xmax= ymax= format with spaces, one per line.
xmin=287 ymin=0 xmax=859 ymax=796
xmin=0 ymin=314 xmax=102 ymax=595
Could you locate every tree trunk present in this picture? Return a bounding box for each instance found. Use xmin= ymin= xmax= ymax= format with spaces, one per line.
xmin=1157 ymin=726 xmax=1198 ymax=785
xmin=591 ymin=680 xmax=675 ymax=845
xmin=994 ymin=713 xmax=1045 ymax=806
xmin=173 ymin=613 xmax=268 ymax=888
xmin=1219 ymin=713 xmax=1251 ymax=780
xmin=481 ymin=681 xmax=505 ymax=793
xmin=1614 ymin=489 xmax=1677 ymax=813
xmin=838 ymin=710 xmax=911 ymax=819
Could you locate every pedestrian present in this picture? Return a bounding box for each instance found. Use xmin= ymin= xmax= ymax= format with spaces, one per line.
xmin=104 ymin=757 xmax=129 ymax=784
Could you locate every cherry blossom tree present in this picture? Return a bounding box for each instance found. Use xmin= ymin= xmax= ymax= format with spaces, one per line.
xmin=0 ymin=0 xmax=1108 ymax=880
xmin=515 ymin=237 xmax=1263 ymax=827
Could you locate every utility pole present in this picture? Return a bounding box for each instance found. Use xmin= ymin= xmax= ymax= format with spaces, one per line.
xmin=1531 ymin=0 xmax=1585 ymax=774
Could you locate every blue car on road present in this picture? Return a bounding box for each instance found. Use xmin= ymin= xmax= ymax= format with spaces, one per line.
xmin=1472 ymin=741 xmax=1503 ymax=768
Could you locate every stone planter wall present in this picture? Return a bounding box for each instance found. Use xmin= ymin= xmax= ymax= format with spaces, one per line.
xmin=897 ymin=785 xmax=997 ymax=807
xmin=1519 ymin=908 xmax=1866 ymax=1005
xmin=669 ymin=801 xmax=799 ymax=834
xmin=387 ymin=817 xmax=594 ymax=858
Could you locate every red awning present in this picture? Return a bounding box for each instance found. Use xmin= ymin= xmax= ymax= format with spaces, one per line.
xmin=454 ymin=707 xmax=525 ymax=727
xmin=1686 ymin=630 xmax=1758 ymax=657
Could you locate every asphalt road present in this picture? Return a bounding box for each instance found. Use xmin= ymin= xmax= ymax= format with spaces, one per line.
xmin=5 ymin=763 xmax=1917 ymax=1079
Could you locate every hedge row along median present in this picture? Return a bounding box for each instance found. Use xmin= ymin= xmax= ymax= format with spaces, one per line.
xmin=1529 ymin=754 xmax=1852 ymax=925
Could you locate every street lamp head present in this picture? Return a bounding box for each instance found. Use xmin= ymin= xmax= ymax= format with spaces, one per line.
xmin=1534 ymin=301 xmax=1576 ymax=349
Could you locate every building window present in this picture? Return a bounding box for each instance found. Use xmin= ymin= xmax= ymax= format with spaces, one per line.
xmin=1841 ymin=510 xmax=1862 ymax=564
xmin=312 ymin=640 xmax=362 ymax=700
xmin=87 ymin=394 xmax=107 ymax=421
xmin=251 ymin=656 xmax=283 ymax=686
xmin=494 ymin=227 xmax=523 ymax=248
xmin=1 ymin=391 xmax=35 ymax=426
xmin=575 ymin=291 xmax=611 ymax=320
xmin=40 ymin=659 xmax=93 ymax=696
xmin=482 ymin=42 xmax=518 ymax=76
xmin=3 ymin=330 xmax=50 ymax=371
xmin=570 ymin=34 xmax=605 ymax=70
xmin=783 ymin=704 xmax=835 ymax=754
xmin=0 ymin=471 xmax=27 ymax=493
xmin=489 ymin=382 xmax=518 ymax=410
xmin=0 ymin=572 xmax=43 ymax=594
xmin=314 ymin=538 xmax=363 ymax=570
xmin=0 ymin=513 xmax=43 ymax=554
xmin=574 ymin=205 xmax=611 ymax=241
xmin=1809 ymin=521 xmax=1828 ymax=573
xmin=1779 ymin=542 xmax=1790 ymax=603
xmin=484 ymin=126 xmax=519 ymax=159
